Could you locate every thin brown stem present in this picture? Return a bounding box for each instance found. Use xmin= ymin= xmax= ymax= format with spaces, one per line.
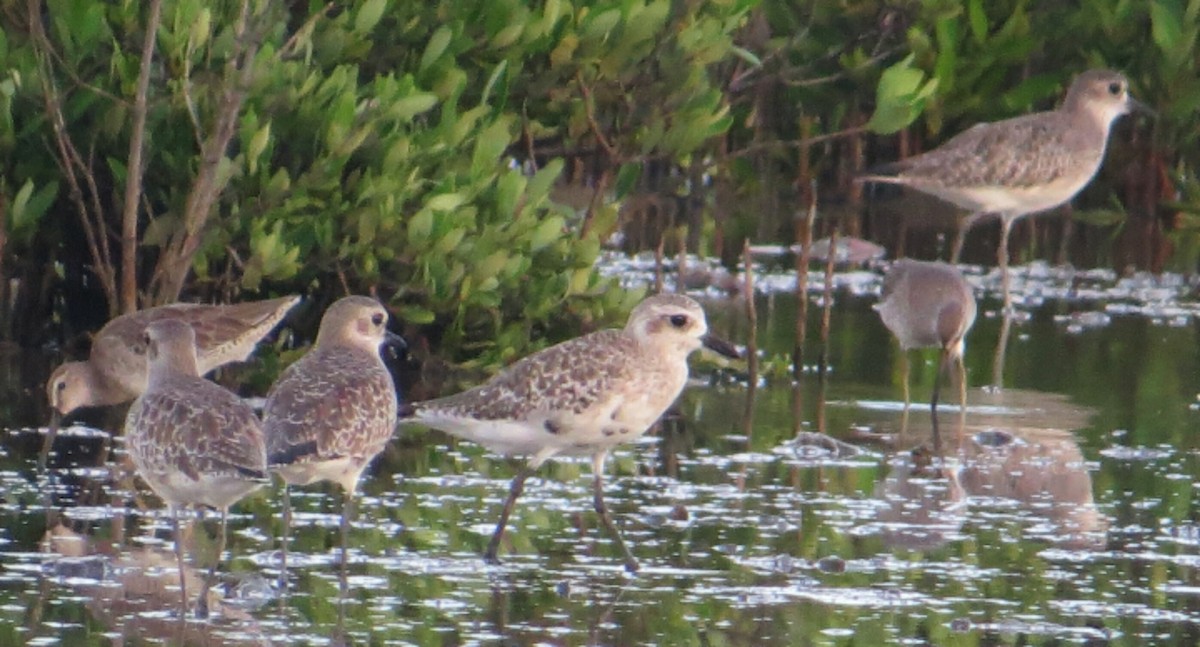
xmin=120 ymin=0 xmax=164 ymax=314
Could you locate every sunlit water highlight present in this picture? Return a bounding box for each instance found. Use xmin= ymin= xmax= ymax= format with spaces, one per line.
xmin=2 ymin=254 xmax=1200 ymax=644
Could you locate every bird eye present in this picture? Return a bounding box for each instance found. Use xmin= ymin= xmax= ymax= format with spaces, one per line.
xmin=55 ymin=380 xmax=66 ymax=392
xmin=1107 ymin=82 xmax=1122 ymax=96
xmin=141 ymin=332 xmax=151 ymax=346
xmin=669 ymin=314 xmax=688 ymax=328
xmin=371 ymin=313 xmax=385 ymax=326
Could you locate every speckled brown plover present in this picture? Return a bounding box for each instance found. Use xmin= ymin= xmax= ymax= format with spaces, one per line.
xmin=262 ymin=296 xmax=403 ymax=590
xmin=875 ymin=259 xmax=977 ymax=449
xmin=860 ymin=70 xmax=1147 ymax=311
xmin=44 ymin=295 xmax=299 ymax=466
xmin=399 ymin=293 xmax=741 ymax=573
xmin=123 ymin=319 xmax=269 ymax=618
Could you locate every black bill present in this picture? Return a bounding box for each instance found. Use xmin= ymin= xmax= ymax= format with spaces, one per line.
xmin=702 ymin=333 xmax=742 ymax=360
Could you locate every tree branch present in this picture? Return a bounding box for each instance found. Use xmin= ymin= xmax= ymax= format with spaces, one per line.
xmin=121 ymin=0 xmax=164 ymax=314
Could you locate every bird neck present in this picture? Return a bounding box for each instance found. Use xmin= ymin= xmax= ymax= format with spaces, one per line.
xmin=148 ymin=350 xmax=200 ymax=381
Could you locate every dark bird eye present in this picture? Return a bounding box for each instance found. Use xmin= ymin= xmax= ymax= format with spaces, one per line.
xmin=56 ymin=381 xmax=66 ymax=392
xmin=371 ymin=313 xmax=385 ymax=326
xmin=669 ymin=314 xmax=688 ymax=328
xmin=1108 ymin=82 xmax=1122 ymax=95
xmin=141 ymin=332 xmax=151 ymax=346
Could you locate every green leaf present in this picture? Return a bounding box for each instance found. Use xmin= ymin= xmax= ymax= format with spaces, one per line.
xmin=729 ymin=45 xmax=762 ymax=68
xmin=397 ymin=305 xmax=437 ymax=325
xmin=614 ymin=162 xmax=642 ymax=199
xmin=866 ymin=55 xmax=939 ymax=135
xmin=481 ymin=60 xmax=508 ymax=106
xmin=471 ymin=120 xmax=513 ymax=176
xmin=247 ymin=122 xmax=271 ymax=174
xmin=527 ymin=159 xmax=563 ymax=202
xmin=392 ymin=93 xmax=439 ymax=121
xmin=530 ymin=215 xmax=565 ymax=250
xmin=408 ymin=208 xmax=434 ymax=245
xmin=355 ymin=0 xmax=387 ymax=33
xmin=1150 ymin=1 xmax=1183 ymax=54
xmin=421 ymin=26 xmax=452 ymax=72
xmin=583 ymin=8 xmax=622 ymax=41
xmin=427 ymin=192 xmax=467 ymax=211
xmin=967 ymin=0 xmax=988 ymax=44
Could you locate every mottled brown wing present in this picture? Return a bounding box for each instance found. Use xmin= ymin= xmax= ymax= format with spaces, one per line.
xmin=126 ymin=378 xmax=267 ymax=481
xmin=893 ymin=112 xmax=1089 ymax=189
xmin=263 ymin=346 xmax=397 ymax=466
xmin=188 ymin=296 xmax=300 ymax=370
xmin=417 ymin=329 xmax=638 ymax=421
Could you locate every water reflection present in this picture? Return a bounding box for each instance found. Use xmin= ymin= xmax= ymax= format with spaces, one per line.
xmin=6 ymin=269 xmax=1200 ymax=643
xmin=869 ymin=389 xmax=1104 ymax=553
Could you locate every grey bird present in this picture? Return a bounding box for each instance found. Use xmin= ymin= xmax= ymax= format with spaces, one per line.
xmin=262 ymin=296 xmax=403 ymax=592
xmin=123 ymin=319 xmax=269 ymax=618
xmin=874 ymin=259 xmax=977 ymax=449
xmin=398 ymin=293 xmax=741 ymax=573
xmin=860 ymin=69 xmax=1148 ymax=311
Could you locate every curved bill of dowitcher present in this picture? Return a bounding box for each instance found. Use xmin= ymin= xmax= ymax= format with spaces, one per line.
xmin=39 ymin=410 xmax=62 ymax=471
xmin=702 ymin=333 xmax=742 ymax=359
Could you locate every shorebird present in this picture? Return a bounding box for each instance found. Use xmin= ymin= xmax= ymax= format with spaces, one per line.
xmin=874 ymin=259 xmax=977 ymax=449
xmin=860 ymin=69 xmax=1147 ymax=311
xmin=398 ymin=293 xmax=741 ymax=572
xmin=124 ymin=319 xmax=269 ymax=618
xmin=262 ymin=295 xmax=403 ymax=592
xmin=43 ymin=295 xmax=299 ymax=466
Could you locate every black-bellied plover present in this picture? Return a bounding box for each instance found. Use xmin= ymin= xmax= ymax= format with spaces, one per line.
xmin=43 ymin=295 xmax=299 ymax=466
xmin=262 ymin=295 xmax=403 ymax=591
xmin=399 ymin=293 xmax=741 ymax=572
xmin=875 ymin=259 xmax=977 ymax=449
xmin=123 ymin=319 xmax=269 ymax=618
xmin=860 ymin=69 xmax=1147 ymax=310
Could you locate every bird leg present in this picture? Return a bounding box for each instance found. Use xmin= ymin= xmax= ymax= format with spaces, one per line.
xmin=591 ymin=452 xmax=639 ymax=573
xmin=172 ymin=507 xmax=189 ymax=619
xmin=485 ymin=465 xmax=536 ymax=564
xmin=998 ymin=216 xmax=1015 ymax=315
xmin=278 ymin=485 xmax=291 ymax=608
xmin=950 ymin=212 xmax=985 ymax=264
xmin=340 ymin=490 xmax=354 ymax=598
xmin=195 ymin=508 xmax=227 ymax=619
xmin=956 ymin=352 xmax=968 ymax=430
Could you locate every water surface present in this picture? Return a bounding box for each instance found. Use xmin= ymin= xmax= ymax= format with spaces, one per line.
xmin=4 ymin=256 xmax=1200 ymax=645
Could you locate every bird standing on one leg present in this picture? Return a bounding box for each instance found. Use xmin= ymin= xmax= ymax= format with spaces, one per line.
xmin=875 ymin=259 xmax=977 ymax=451
xmin=398 ymin=294 xmax=741 ymax=573
xmin=859 ymin=69 xmax=1147 ymax=313
xmin=124 ymin=319 xmax=269 ymax=618
xmin=263 ymin=296 xmax=403 ymax=596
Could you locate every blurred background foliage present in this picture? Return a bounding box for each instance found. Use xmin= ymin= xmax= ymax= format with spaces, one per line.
xmin=0 ymin=0 xmax=1195 ymax=368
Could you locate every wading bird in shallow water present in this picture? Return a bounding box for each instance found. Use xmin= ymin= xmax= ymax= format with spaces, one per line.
xmin=874 ymin=259 xmax=976 ymax=450
xmin=262 ymin=296 xmax=403 ymax=594
xmin=43 ymin=296 xmax=299 ymax=467
xmin=859 ymin=69 xmax=1148 ymax=312
xmin=399 ymin=293 xmax=741 ymax=573
xmin=123 ymin=319 xmax=268 ymax=618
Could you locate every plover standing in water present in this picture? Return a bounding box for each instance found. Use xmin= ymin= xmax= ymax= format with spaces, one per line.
xmin=263 ymin=296 xmax=403 ymax=592
xmin=399 ymin=293 xmax=741 ymax=573
xmin=860 ymin=69 xmax=1147 ymax=310
xmin=123 ymin=319 xmax=269 ymax=618
xmin=44 ymin=295 xmax=299 ymax=467
xmin=875 ymin=259 xmax=977 ymax=449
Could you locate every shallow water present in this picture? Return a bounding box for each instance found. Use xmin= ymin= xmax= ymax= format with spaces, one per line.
xmin=5 ymin=255 xmax=1200 ymax=645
